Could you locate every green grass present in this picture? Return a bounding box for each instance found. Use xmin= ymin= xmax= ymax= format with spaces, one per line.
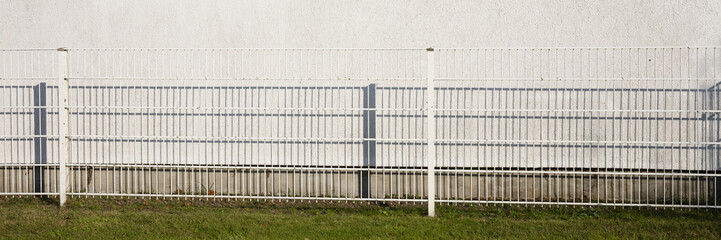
xmin=1 ymin=197 xmax=720 ymax=239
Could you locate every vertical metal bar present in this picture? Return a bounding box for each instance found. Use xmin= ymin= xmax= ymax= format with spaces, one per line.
xmin=426 ymin=48 xmax=436 ymax=216
xmin=57 ymin=48 xmax=69 ymax=206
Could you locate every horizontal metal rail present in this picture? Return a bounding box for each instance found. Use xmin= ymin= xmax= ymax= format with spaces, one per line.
xmin=435 ymin=200 xmax=721 ymax=208
xmin=62 ymin=135 xmax=721 ymax=146
xmin=59 ymin=105 xmax=721 ymax=113
xmin=436 ymin=77 xmax=721 ymax=82
xmin=66 ymin=163 xmax=428 ymax=172
xmin=434 ymin=169 xmax=721 ymax=177
xmin=65 ymin=77 xmax=425 ymax=81
xmin=65 ymin=48 xmax=428 ymax=51
xmin=0 ymin=193 xmax=61 ymax=196
xmin=67 ymin=193 xmax=428 ymax=202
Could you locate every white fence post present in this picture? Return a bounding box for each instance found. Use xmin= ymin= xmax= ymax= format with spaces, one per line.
xmin=57 ymin=48 xmax=69 ymax=206
xmin=426 ymin=47 xmax=436 ymax=217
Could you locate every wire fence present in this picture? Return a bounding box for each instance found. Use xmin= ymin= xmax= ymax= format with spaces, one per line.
xmin=0 ymin=47 xmax=719 ymax=215
xmin=434 ymin=48 xmax=720 ymax=209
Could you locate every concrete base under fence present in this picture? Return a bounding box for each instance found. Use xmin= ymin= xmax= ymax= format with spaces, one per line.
xmin=0 ymin=166 xmax=60 ymax=195
xmin=1 ymin=167 xmax=720 ymax=206
xmin=434 ymin=171 xmax=719 ymax=205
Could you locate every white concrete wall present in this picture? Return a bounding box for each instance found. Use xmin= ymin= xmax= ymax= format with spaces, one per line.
xmin=1 ymin=0 xmax=720 ymax=48
xmin=1 ymin=48 xmax=714 ymax=170
xmin=1 ymin=1 xmax=720 ymax=171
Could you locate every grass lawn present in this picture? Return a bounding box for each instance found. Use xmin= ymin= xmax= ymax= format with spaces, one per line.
xmin=1 ymin=197 xmax=720 ymax=239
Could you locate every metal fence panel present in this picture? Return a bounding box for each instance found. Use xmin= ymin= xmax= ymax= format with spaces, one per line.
xmin=0 ymin=49 xmax=61 ymax=196
xmin=1 ymin=47 xmax=719 ymax=211
xmin=63 ymin=48 xmax=428 ymax=201
xmin=434 ymin=47 xmax=721 ymax=207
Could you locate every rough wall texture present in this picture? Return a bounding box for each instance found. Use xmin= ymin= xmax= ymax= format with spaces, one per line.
xmin=2 ymin=1 xmax=721 ymax=203
xmin=1 ymin=0 xmax=720 ymax=48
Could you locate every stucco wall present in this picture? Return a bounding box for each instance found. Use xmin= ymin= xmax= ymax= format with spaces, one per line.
xmin=1 ymin=2 xmax=720 ymax=169
xmin=1 ymin=0 xmax=720 ymax=48
xmin=2 ymin=1 xmax=721 ymax=201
